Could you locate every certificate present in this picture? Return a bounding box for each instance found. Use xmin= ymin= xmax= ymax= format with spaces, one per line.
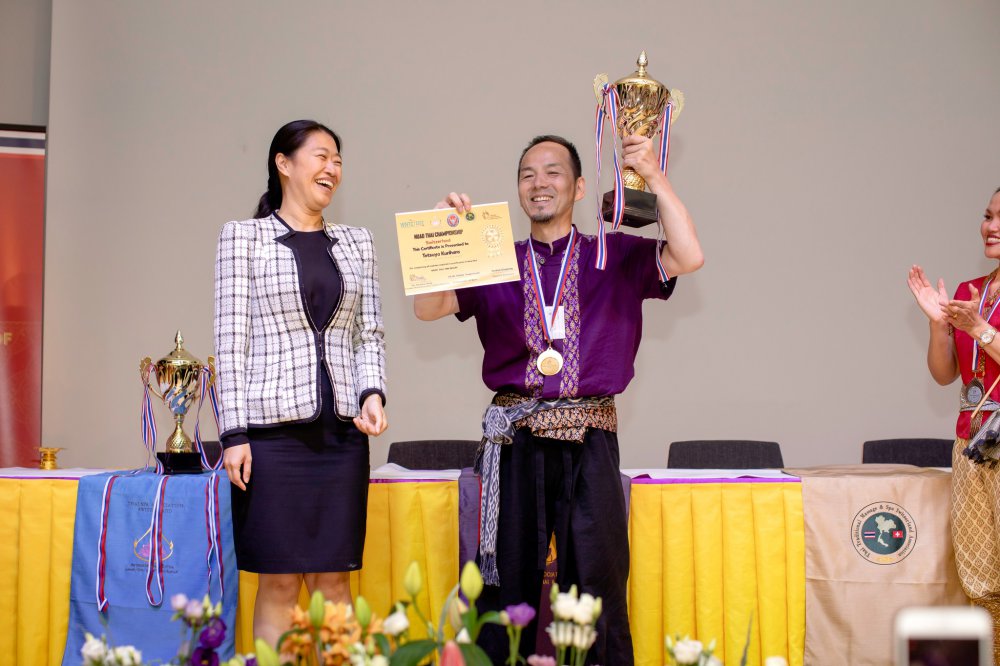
xmin=394 ymin=201 xmax=520 ymax=295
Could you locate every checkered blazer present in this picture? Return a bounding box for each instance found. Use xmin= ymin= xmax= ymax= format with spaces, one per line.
xmin=213 ymin=214 xmax=386 ymax=438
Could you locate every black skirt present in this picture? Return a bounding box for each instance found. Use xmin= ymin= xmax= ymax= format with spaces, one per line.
xmin=231 ymin=369 xmax=369 ymax=573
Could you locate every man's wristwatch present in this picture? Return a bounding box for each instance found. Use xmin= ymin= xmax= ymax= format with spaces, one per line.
xmin=980 ymin=327 xmax=998 ymax=346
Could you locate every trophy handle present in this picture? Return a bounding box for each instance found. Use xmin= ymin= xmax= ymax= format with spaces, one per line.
xmin=140 ymin=357 xmax=164 ymax=400
xmin=206 ymin=356 xmax=217 ymax=389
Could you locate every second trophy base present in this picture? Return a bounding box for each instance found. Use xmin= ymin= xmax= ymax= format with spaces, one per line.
xmin=602 ymin=189 xmax=659 ymax=228
xmin=156 ymin=452 xmax=203 ymax=475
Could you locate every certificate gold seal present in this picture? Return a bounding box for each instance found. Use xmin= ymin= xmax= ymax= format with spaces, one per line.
xmin=482 ymin=225 xmax=503 ymax=258
xmin=537 ymin=347 xmax=564 ymax=376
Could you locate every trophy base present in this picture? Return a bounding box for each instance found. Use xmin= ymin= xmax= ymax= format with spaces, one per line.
xmin=156 ymin=452 xmax=203 ymax=475
xmin=602 ymin=189 xmax=659 ymax=228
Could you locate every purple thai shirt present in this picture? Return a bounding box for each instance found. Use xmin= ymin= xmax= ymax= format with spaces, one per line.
xmin=455 ymin=228 xmax=675 ymax=399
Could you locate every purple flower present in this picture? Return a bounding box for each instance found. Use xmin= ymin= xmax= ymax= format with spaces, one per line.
xmin=245 ymin=658 xmax=257 ymax=666
xmin=527 ymin=656 xmax=556 ymax=666
xmin=198 ymin=617 xmax=227 ymax=649
xmin=190 ymin=646 xmax=219 ymax=666
xmin=504 ymin=602 xmax=536 ymax=628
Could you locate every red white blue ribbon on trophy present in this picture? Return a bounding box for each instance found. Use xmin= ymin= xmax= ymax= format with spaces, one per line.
xmin=193 ymin=366 xmax=224 ymax=471
xmin=140 ymin=364 xmax=162 ymax=474
xmin=594 ymin=84 xmax=624 ymax=270
xmin=654 ymin=103 xmax=673 ymax=283
xmin=594 ymin=84 xmax=674 ymax=283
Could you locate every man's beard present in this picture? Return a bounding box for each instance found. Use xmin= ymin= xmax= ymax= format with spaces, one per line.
xmin=529 ymin=212 xmax=554 ymax=223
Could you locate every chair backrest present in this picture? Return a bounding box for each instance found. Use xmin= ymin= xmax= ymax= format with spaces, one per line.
xmin=861 ymin=438 xmax=953 ymax=467
xmin=387 ymin=440 xmax=480 ymax=470
xmin=667 ymin=440 xmax=784 ymax=469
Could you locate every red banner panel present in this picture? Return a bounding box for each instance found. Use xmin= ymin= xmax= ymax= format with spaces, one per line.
xmin=0 ymin=127 xmax=45 ymax=467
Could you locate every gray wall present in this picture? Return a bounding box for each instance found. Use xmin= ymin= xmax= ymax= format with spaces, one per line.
xmin=34 ymin=0 xmax=1000 ymax=469
xmin=0 ymin=0 xmax=50 ymax=126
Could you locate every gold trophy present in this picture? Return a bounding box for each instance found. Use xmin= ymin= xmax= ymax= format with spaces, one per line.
xmin=596 ymin=51 xmax=683 ymax=227
xmin=140 ymin=331 xmax=215 ymax=474
xmin=38 ymin=446 xmax=63 ymax=470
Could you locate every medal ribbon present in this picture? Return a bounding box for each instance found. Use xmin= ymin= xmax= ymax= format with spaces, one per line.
xmin=527 ymin=227 xmax=578 ymax=343
xmin=95 ymin=474 xmax=121 ymax=612
xmin=203 ymin=472 xmax=225 ymax=599
xmin=145 ymin=475 xmax=169 ymax=606
xmin=972 ymin=276 xmax=1000 ymax=375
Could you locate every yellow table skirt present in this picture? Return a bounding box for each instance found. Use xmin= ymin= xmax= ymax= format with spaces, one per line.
xmin=0 ymin=478 xmax=79 ymax=666
xmin=628 ymin=481 xmax=805 ymax=666
xmin=0 ymin=475 xmax=803 ymax=665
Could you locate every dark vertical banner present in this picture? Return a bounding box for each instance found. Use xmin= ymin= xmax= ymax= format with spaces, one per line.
xmin=0 ymin=126 xmax=46 ymax=467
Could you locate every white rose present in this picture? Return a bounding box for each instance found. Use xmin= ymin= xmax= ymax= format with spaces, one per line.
xmin=572 ymin=624 xmax=596 ymax=650
xmin=371 ymin=657 xmax=389 ymax=666
xmin=672 ymin=639 xmax=704 ymax=665
xmin=111 ymin=645 xmax=143 ymax=665
xmin=545 ymin=621 xmax=572 ymax=647
xmin=170 ymin=593 xmax=189 ymax=612
xmin=382 ymin=610 xmax=410 ymax=637
xmin=552 ymin=593 xmax=577 ymax=620
xmin=765 ymin=658 xmax=788 ymax=666
xmin=456 ymin=628 xmax=471 ymax=644
xmin=80 ymin=633 xmax=107 ymax=663
xmin=706 ymin=657 xmax=723 ymax=666
xmin=573 ymin=595 xmax=596 ymax=625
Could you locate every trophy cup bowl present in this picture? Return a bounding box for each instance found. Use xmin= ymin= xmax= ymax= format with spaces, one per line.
xmin=140 ymin=330 xmax=215 ymax=474
xmin=600 ymin=51 xmax=673 ymax=228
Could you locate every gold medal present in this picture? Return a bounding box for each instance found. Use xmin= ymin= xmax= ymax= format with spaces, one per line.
xmin=537 ymin=347 xmax=564 ymax=376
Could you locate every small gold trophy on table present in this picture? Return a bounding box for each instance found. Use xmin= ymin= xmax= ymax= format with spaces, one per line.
xmin=140 ymin=331 xmax=215 ymax=474
xmin=596 ymin=51 xmax=683 ymax=228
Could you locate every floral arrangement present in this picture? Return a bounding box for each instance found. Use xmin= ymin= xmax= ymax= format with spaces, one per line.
xmin=80 ymin=593 xmax=234 ymax=666
xmin=665 ymin=631 xmax=790 ymax=666
xmin=81 ymin=562 xmax=606 ymax=666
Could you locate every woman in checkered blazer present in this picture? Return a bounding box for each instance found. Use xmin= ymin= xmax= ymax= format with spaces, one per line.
xmin=214 ymin=120 xmax=387 ymax=645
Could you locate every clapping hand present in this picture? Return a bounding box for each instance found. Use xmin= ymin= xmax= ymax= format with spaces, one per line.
xmin=947 ymin=283 xmax=987 ymax=335
xmin=907 ymin=265 xmax=949 ymax=323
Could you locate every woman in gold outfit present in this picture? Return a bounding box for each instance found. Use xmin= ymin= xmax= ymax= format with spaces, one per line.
xmin=909 ymin=186 xmax=1000 ymax=659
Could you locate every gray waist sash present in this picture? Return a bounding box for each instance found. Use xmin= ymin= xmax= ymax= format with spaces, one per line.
xmin=476 ymin=395 xmax=615 ymax=586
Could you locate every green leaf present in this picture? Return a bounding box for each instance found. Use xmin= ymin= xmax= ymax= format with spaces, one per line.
xmin=739 ymin=613 xmax=754 ymax=666
xmin=389 ymin=639 xmax=439 ymax=666
xmin=458 ymin=643 xmax=494 ymax=666
xmin=374 ymin=633 xmax=392 ymax=657
xmin=476 ymin=610 xmax=504 ymax=626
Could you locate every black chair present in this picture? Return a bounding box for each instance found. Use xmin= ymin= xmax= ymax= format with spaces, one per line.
xmin=667 ymin=440 xmax=784 ymax=469
xmin=862 ymin=438 xmax=953 ymax=467
xmin=387 ymin=440 xmax=480 ymax=470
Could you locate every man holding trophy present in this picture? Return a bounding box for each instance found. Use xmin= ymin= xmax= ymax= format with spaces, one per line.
xmin=413 ymin=55 xmax=702 ymax=663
